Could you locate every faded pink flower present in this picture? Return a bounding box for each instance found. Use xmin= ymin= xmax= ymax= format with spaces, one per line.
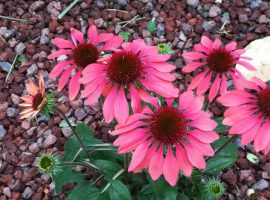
xmin=218 ymin=77 xmax=270 ymax=155
xmin=80 ymin=39 xmax=179 ymax=125
xmin=48 ymin=25 xmax=122 ymax=100
xmin=110 ymin=91 xmax=219 ymax=186
xmin=182 ymin=36 xmax=256 ymax=102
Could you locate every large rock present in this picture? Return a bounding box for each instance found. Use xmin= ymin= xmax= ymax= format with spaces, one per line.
xmin=236 ymin=36 xmax=270 ymax=82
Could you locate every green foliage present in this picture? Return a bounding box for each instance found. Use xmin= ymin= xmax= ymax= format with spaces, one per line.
xmin=94 ymin=160 xmax=122 ymax=179
xmin=41 ymin=93 xmax=56 ymax=116
xmin=198 ymin=7 xmax=207 ymax=15
xmin=109 ymin=180 xmax=132 ymax=200
xmin=36 ymin=153 xmax=61 ymax=175
xmin=204 ymin=136 xmax=237 ymax=174
xmin=214 ymin=117 xmax=229 ymax=133
xmin=18 ymin=55 xmax=27 ymax=63
xmin=157 ymin=43 xmax=175 ymax=55
xmin=147 ymin=18 xmax=156 ymax=33
xmin=222 ymin=12 xmax=230 ymax=20
xmin=119 ymin=31 xmax=131 ymax=42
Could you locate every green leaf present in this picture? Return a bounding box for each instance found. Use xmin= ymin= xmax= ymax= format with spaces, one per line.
xmin=214 ymin=117 xmax=229 ymax=133
xmin=68 ymin=181 xmax=100 ymax=200
xmin=94 ymin=160 xmax=122 ymax=179
xmin=151 ymin=178 xmax=178 ymax=200
xmin=109 ymin=180 xmax=132 ymax=200
xmin=147 ymin=19 xmax=156 ymax=33
xmin=177 ymin=194 xmax=189 ymax=200
xmin=18 ymin=55 xmax=27 ymax=63
xmin=246 ymin=153 xmax=259 ymax=164
xmin=119 ymin=31 xmax=131 ymax=42
xmin=138 ymin=184 xmax=155 ymax=200
xmin=204 ymin=136 xmax=237 ymax=174
xmin=54 ymin=166 xmax=84 ymax=193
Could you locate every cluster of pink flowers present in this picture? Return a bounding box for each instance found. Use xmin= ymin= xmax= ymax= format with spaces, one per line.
xmin=21 ymin=24 xmax=269 ymax=186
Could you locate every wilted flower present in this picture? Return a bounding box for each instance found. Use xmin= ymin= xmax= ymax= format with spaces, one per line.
xmin=80 ymin=39 xmax=179 ymax=125
xmin=48 ymin=25 xmax=122 ymax=100
xmin=182 ymin=36 xmax=256 ymax=102
xmin=203 ymin=178 xmax=224 ymax=200
xmin=110 ymin=91 xmax=218 ymax=186
xmin=218 ymin=77 xmax=270 ymax=155
xmin=19 ymin=75 xmax=49 ymax=119
xmin=37 ymin=153 xmax=61 ymax=175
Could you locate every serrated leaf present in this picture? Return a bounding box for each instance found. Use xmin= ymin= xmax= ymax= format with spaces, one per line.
xmin=68 ymin=181 xmax=100 ymax=200
xmin=151 ymin=178 xmax=177 ymax=200
xmin=214 ymin=117 xmax=229 ymax=133
xmin=109 ymin=180 xmax=132 ymax=200
xmin=204 ymin=136 xmax=237 ymax=174
xmin=147 ymin=19 xmax=156 ymax=33
xmin=246 ymin=153 xmax=259 ymax=164
xmin=119 ymin=31 xmax=131 ymax=42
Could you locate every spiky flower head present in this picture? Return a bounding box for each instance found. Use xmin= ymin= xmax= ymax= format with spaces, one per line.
xmin=203 ymin=178 xmax=225 ymax=200
xmin=157 ymin=43 xmax=175 ymax=55
xmin=36 ymin=153 xmax=61 ymax=175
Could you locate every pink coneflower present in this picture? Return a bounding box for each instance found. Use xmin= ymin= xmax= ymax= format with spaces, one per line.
xmin=110 ymin=91 xmax=219 ymax=186
xmin=48 ymin=25 xmax=122 ymax=100
xmin=19 ymin=75 xmax=47 ymax=119
xmin=182 ymin=36 xmax=256 ymax=102
xmin=218 ymin=77 xmax=270 ymax=155
xmin=80 ymin=39 xmax=179 ymax=125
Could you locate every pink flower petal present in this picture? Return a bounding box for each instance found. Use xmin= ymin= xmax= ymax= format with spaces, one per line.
xmin=183 ymin=52 xmax=206 ymax=60
xmin=225 ymin=42 xmax=237 ymax=51
xmin=220 ymin=73 xmax=227 ymax=95
xmin=183 ymin=143 xmax=206 ymax=169
xmin=48 ymin=49 xmax=72 ymax=59
xmin=130 ymin=39 xmax=147 ymax=54
xmin=97 ymin=33 xmax=114 ymax=44
xmin=188 ymin=70 xmax=209 ymax=90
xmin=188 ymin=118 xmax=217 ymax=131
xmin=194 ymin=44 xmax=210 ymax=54
xmin=53 ymin=38 xmax=74 ymax=49
xmin=70 ymin=28 xmax=84 ymax=44
xmin=212 ymin=39 xmax=221 ymax=49
xmin=176 ymin=144 xmax=193 ymax=177
xmin=130 ymin=85 xmax=142 ymax=113
xmin=149 ymin=146 xmax=164 ymax=180
xmin=139 ymin=90 xmax=159 ymax=109
xmin=196 ymin=72 xmax=212 ymax=95
xmin=179 ymin=90 xmax=194 ymax=111
xmin=183 ymin=95 xmax=204 ymax=116
xmin=128 ymin=140 xmax=151 ymax=172
xmin=114 ymin=87 xmax=129 ymax=125
xmin=84 ymin=82 xmax=105 ymax=105
xmin=118 ymin=134 xmax=150 ymax=154
xmin=251 ymin=77 xmax=267 ymax=90
xmin=87 ymin=25 xmax=98 ymax=44
xmin=57 ymin=66 xmax=73 ymax=91
xmin=144 ymin=68 xmax=176 ymax=81
xmin=112 ymin=121 xmax=147 ymax=136
xmin=68 ymin=69 xmax=82 ymax=100
xmin=254 ymin=121 xmax=270 ymax=152
xmin=182 ymin=62 xmax=205 ymax=73
xmin=201 ymin=36 xmax=213 ymax=49
xmin=229 ymin=115 xmax=258 ymax=134
xmin=217 ymin=93 xmax=252 ymax=107
xmin=113 ymin=129 xmax=148 ymax=146
xmin=232 ymin=49 xmax=245 ymax=57
xmin=163 ymin=146 xmax=179 ymax=186
xmin=103 ymin=85 xmax=118 ymax=123
xmin=49 ymin=60 xmax=73 ymax=78
xmin=101 ymin=35 xmax=123 ymax=51
xmin=114 ymin=113 xmax=147 ymax=129
xmin=241 ymin=121 xmax=262 ymax=146
xmin=209 ymin=75 xmax=221 ymax=102
xmin=147 ymin=62 xmax=176 ymax=72
xmin=188 ymin=130 xmax=219 ymax=143
xmin=236 ymin=60 xmax=256 ymax=71
xmin=186 ymin=136 xmax=215 ymax=156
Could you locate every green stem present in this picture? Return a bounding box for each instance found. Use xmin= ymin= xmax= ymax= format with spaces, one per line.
xmin=56 ymin=107 xmax=91 ymax=159
xmin=58 ymin=0 xmax=80 ymax=19
xmin=124 ymin=154 xmax=128 ymax=170
xmin=0 ymin=15 xmax=28 ymax=22
xmin=206 ymin=135 xmax=238 ymax=162
xmin=101 ymin=168 xmax=125 ymax=193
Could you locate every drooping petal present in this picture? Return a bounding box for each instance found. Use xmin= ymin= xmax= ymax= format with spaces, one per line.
xmin=26 ymin=80 xmax=38 ymax=96
xmin=176 ymin=144 xmax=193 ymax=177
xmin=48 ymin=49 xmax=73 ymax=59
xmin=209 ymin=75 xmax=221 ymax=102
xmin=149 ymin=146 xmax=164 ymax=180
xmin=139 ymin=90 xmax=159 ymax=108
xmin=49 ymin=60 xmax=73 ymax=78
xmin=97 ymin=33 xmax=114 ymax=44
xmin=225 ymin=42 xmax=237 ymax=51
xmin=53 ymin=38 xmax=74 ymax=49
xmin=183 ymin=142 xmax=206 ymax=169
xmin=179 ymin=90 xmax=194 ymax=111
xmin=188 ymin=130 xmax=219 ymax=143
xmin=57 ymin=66 xmax=73 ymax=91
xmin=130 ymin=85 xmax=142 ymax=113
xmin=196 ymin=72 xmax=212 ymax=95
xmin=103 ymin=85 xmax=118 ymax=123
xmin=163 ymin=146 xmax=179 ymax=186
xmin=236 ymin=60 xmax=256 ymax=71
xmin=183 ymin=52 xmax=206 ymax=60
xmin=147 ymin=62 xmax=176 ymax=73
xmin=87 ymin=25 xmax=98 ymax=44
xmin=101 ymin=35 xmax=123 ymax=51
xmin=68 ymin=69 xmax=82 ymax=100
xmin=114 ymin=87 xmax=129 ymax=125
xmin=241 ymin=121 xmax=262 ymax=146
xmin=186 ymin=136 xmax=215 ymax=156
xmin=201 ymin=36 xmax=213 ymax=49
xmin=254 ymin=121 xmax=270 ymax=152
xmin=220 ymin=73 xmax=227 ymax=94
xmin=212 ymin=39 xmax=221 ymax=49
xmin=182 ymin=62 xmax=205 ymax=73
xmin=188 ymin=117 xmax=217 ymax=131
xmin=188 ymin=70 xmax=209 ymax=90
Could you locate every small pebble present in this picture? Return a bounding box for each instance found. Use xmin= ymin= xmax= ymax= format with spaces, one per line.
xmin=22 ymin=187 xmax=34 ymax=199
xmin=0 ymin=125 xmax=7 ymax=140
xmin=43 ymin=134 xmax=57 ymax=148
xmin=0 ymin=62 xmax=11 ymax=73
xmin=156 ymin=23 xmax=165 ymax=37
xmin=15 ymin=42 xmax=26 ymax=54
xmin=202 ymin=20 xmax=216 ymax=32
xmin=187 ymin=0 xmax=199 ymax=8
xmin=252 ymin=179 xmax=269 ymax=191
xmin=61 ymin=127 xmax=73 ymax=138
xmin=6 ymin=108 xmax=18 ymax=117
xmin=27 ymin=64 xmax=38 ymax=76
xmin=208 ymin=5 xmax=221 ymax=18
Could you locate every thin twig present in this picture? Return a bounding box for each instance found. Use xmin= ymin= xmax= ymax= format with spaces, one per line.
xmin=101 ymin=168 xmax=125 ymax=193
xmin=56 ymin=107 xmax=91 ymax=159
xmin=58 ymin=0 xmax=81 ymax=20
xmin=106 ymin=9 xmax=128 ymax=13
xmin=0 ymin=15 xmax=28 ymax=22
xmin=60 ymin=162 xmax=102 ymax=172
xmin=0 ymin=35 xmax=6 ymax=43
xmin=5 ymin=53 xmax=19 ymax=84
